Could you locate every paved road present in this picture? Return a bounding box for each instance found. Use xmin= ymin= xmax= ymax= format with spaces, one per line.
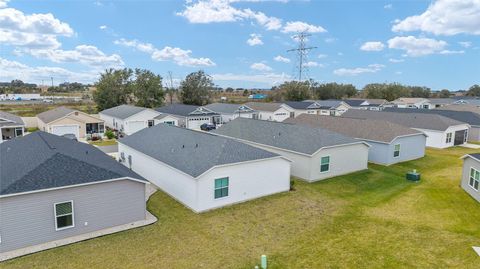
xmin=96 ymin=144 xmax=118 ymax=154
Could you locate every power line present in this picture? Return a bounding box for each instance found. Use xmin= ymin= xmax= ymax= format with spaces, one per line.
xmin=287 ymin=32 xmax=317 ymax=82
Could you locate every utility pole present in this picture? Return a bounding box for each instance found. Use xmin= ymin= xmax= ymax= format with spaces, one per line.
xmin=51 ymin=77 xmax=54 ymax=88
xmin=287 ymin=32 xmax=317 ymax=82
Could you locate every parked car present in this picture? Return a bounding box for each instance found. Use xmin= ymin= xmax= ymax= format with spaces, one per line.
xmin=200 ymin=123 xmax=216 ymax=131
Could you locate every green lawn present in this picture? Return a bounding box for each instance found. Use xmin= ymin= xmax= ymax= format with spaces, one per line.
xmin=88 ymin=139 xmax=117 ymax=146
xmin=3 ymin=148 xmax=480 ymax=268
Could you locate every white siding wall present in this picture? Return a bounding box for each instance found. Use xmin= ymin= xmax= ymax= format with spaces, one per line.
xmin=461 ymin=157 xmax=480 ymax=203
xmin=415 ymin=124 xmax=469 ymax=148
xmin=123 ymin=110 xmax=161 ymax=135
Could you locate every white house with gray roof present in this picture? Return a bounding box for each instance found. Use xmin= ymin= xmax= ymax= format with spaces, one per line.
xmin=156 ymin=104 xmax=220 ymax=130
xmin=99 ymin=105 xmax=161 ymax=135
xmin=0 ymin=111 xmax=24 ymax=143
xmin=460 ymin=154 xmax=480 ymax=204
xmin=342 ymin=110 xmax=469 ymax=149
xmin=202 ymin=103 xmax=258 ymax=124
xmin=118 ymin=124 xmax=291 ymax=213
xmin=245 ymin=102 xmax=295 ymax=122
xmin=285 ymin=115 xmax=426 ymax=165
xmin=0 ymin=132 xmax=150 ymax=261
xmin=213 ymin=118 xmax=370 ymax=182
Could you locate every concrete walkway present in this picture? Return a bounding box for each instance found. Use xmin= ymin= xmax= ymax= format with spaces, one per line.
xmin=460 ymin=143 xmax=480 ymax=149
xmin=473 ymin=246 xmax=480 ymax=256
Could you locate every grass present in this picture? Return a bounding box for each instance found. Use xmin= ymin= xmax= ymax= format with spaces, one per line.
xmin=0 ymin=102 xmax=97 ymax=117
xmin=3 ymin=147 xmax=480 ymax=268
xmin=88 ymin=139 xmax=117 ymax=146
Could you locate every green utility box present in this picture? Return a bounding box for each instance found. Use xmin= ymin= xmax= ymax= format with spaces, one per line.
xmin=406 ymin=170 xmax=421 ymax=181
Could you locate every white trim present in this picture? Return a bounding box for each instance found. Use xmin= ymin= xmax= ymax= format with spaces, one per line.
xmin=0 ymin=177 xmax=148 ymax=198
xmin=54 ymin=200 xmax=75 ymax=231
xmin=213 ymin=177 xmax=229 ymax=200
xmin=469 ymin=167 xmax=480 ymax=191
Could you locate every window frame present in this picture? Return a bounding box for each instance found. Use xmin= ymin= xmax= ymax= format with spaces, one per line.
xmin=320 ymin=156 xmax=330 ymax=173
xmin=214 ymin=177 xmax=229 ymax=199
xmin=54 ymin=200 xmax=75 ymax=231
xmin=469 ymin=167 xmax=480 ymax=191
xmin=446 ymin=133 xmax=452 ymax=144
xmin=147 ymin=120 xmax=155 ymax=128
xmin=393 ymin=144 xmax=401 ymax=158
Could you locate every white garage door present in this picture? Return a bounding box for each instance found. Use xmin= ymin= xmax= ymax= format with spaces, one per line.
xmin=127 ymin=121 xmax=146 ymax=134
xmin=187 ymin=117 xmax=210 ymax=130
xmin=52 ymin=125 xmax=79 ymax=138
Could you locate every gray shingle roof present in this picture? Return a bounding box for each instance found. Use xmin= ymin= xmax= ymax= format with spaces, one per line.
xmin=313 ymin=100 xmax=346 ymax=109
xmin=37 ymin=106 xmax=75 ymax=123
xmin=119 ymin=124 xmax=280 ymax=178
xmin=343 ymin=99 xmax=365 ymax=107
xmin=100 ymin=105 xmax=148 ymax=119
xmin=0 ymin=111 xmax=24 ymax=128
xmin=283 ymin=101 xmax=315 ymax=109
xmin=0 ymin=132 xmax=144 ymax=196
xmin=384 ymin=107 xmax=480 ymax=127
xmin=284 ymin=114 xmax=423 ymax=143
xmin=203 ymin=103 xmax=254 ymax=114
xmin=212 ymin=118 xmax=362 ymax=155
xmin=342 ymin=109 xmax=467 ymax=131
xmin=244 ymin=102 xmax=283 ymax=112
xmin=467 ymin=153 xmax=480 ymax=161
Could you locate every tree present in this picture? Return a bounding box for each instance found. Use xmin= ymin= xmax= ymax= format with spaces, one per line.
xmin=279 ymin=81 xmax=311 ymax=101
xmin=225 ymin=87 xmax=234 ymax=92
xmin=438 ymin=89 xmax=451 ymax=98
xmin=312 ymin=82 xmax=357 ymax=100
xmin=409 ymin=86 xmax=431 ymax=98
xmin=93 ymin=68 xmax=133 ymax=111
xmin=179 ymin=70 xmax=213 ymax=105
xmin=467 ymin=84 xmax=480 ymax=97
xmin=133 ymin=69 xmax=164 ymax=108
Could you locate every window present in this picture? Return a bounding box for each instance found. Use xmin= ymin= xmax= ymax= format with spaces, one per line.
xmin=446 ymin=133 xmax=452 ymax=143
xmin=320 ymin=156 xmax=330 ymax=173
xmin=214 ymin=177 xmax=229 ymax=199
xmin=393 ymin=144 xmax=401 ymax=158
xmin=164 ymin=121 xmax=175 ymax=125
xmin=469 ymin=168 xmax=480 ymax=191
xmin=15 ymin=127 xmax=23 ymax=137
xmin=148 ymin=120 xmax=154 ymax=127
xmin=98 ymin=123 xmax=105 ymax=133
xmin=54 ymin=201 xmax=74 ymax=231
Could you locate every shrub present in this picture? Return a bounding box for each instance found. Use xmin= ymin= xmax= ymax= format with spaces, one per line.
xmin=105 ymin=129 xmax=115 ymax=139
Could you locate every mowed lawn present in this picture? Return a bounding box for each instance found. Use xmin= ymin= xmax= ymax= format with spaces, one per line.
xmin=3 ymin=147 xmax=480 ymax=268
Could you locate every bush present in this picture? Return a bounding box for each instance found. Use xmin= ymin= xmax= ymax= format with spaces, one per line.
xmin=290 ymin=179 xmax=296 ymax=191
xmin=105 ymin=129 xmax=115 ymax=139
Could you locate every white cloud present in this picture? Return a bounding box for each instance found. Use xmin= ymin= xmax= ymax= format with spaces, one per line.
xmin=384 ymin=4 xmax=393 ymax=9
xmin=99 ymin=25 xmax=107 ymax=30
xmin=317 ymin=54 xmax=327 ymax=58
xmin=304 ymin=61 xmax=322 ymax=67
xmin=459 ymin=41 xmax=472 ymax=48
xmin=212 ymin=72 xmax=290 ymax=86
xmin=333 ymin=64 xmax=385 ymax=76
xmin=282 ymin=21 xmax=326 ymax=33
xmin=439 ymin=50 xmax=465 ymax=55
xmin=389 ymin=58 xmax=405 ymax=63
xmin=26 ymin=45 xmax=124 ymax=69
xmin=395 ymin=71 xmax=402 ymax=75
xmin=0 ymin=0 xmax=9 ymax=8
xmin=392 ymin=0 xmax=480 ymax=35
xmin=324 ymin=37 xmax=336 ymax=43
xmin=115 ymin=38 xmax=215 ymax=67
xmin=273 ymin=55 xmax=290 ymax=63
xmin=360 ymin=41 xmax=385 ymax=51
xmin=250 ymin=62 xmax=272 ymax=71
xmin=387 ymin=36 xmax=447 ymax=57
xmin=246 ymin=33 xmax=263 ymax=46
xmin=0 ymin=57 xmax=98 ymax=83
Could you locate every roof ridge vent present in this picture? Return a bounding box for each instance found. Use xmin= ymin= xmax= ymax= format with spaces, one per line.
xmin=38 ymin=132 xmax=56 ymax=150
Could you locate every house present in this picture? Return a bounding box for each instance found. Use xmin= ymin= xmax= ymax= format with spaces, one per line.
xmin=156 ymin=104 xmax=220 ymax=130
xmin=307 ymin=100 xmax=352 ymax=116
xmin=0 ymin=132 xmax=150 ymax=260
xmin=117 ymin=124 xmax=290 ymax=213
xmin=284 ymin=114 xmax=426 ymax=165
xmin=389 ymin=98 xmax=433 ymax=109
xmin=344 ymin=99 xmax=387 ymax=111
xmin=429 ymin=98 xmax=456 ymax=108
xmin=440 ymin=104 xmax=480 ymax=114
xmin=0 ymin=111 xmax=25 ymax=143
xmin=460 ymin=154 xmax=480 ymax=204
xmin=37 ymin=106 xmax=104 ymax=139
xmin=244 ymin=102 xmax=295 ymax=122
xmin=203 ymin=103 xmax=258 ymax=124
xmin=282 ymin=101 xmax=319 ymax=117
xmin=342 ymin=110 xmax=469 ymax=148
xmin=99 ymin=105 xmax=160 ymax=135
xmin=213 ymin=118 xmax=369 ymax=182
xmin=385 ymin=108 xmax=480 ymax=142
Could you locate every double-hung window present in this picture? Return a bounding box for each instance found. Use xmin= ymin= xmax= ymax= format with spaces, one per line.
xmin=393 ymin=144 xmax=401 ymax=158
xmin=320 ymin=156 xmax=330 ymax=173
xmin=55 ymin=201 xmax=74 ymax=231
xmin=214 ymin=177 xmax=229 ymax=199
xmin=446 ymin=133 xmax=452 ymax=144
xmin=469 ymin=168 xmax=480 ymax=191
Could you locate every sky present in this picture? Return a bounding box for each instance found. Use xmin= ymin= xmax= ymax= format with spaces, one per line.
xmin=0 ymin=0 xmax=479 ymax=91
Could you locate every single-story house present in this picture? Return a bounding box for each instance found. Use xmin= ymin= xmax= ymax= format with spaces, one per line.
xmin=156 ymin=104 xmax=220 ymax=130
xmin=344 ymin=99 xmax=387 ymax=111
xmin=203 ymin=103 xmax=258 ymax=124
xmin=37 ymin=106 xmax=104 ymax=139
xmin=385 ymin=107 xmax=480 ymax=142
xmin=213 ymin=118 xmax=370 ymax=182
xmin=429 ymin=98 xmax=456 ymax=108
xmin=284 ymin=114 xmax=426 ymax=165
xmin=244 ymin=102 xmax=295 ymax=122
xmin=342 ymin=110 xmax=469 ymax=148
xmin=282 ymin=101 xmax=319 ymax=117
xmin=118 ymin=124 xmax=290 ymax=213
xmin=153 ymin=114 xmax=179 ymax=126
xmin=460 ymin=154 xmax=480 ymax=204
xmin=0 ymin=111 xmax=25 ymax=143
xmin=99 ymin=105 xmax=161 ymax=135
xmin=305 ymin=100 xmax=352 ymax=116
xmin=440 ymin=104 xmax=480 ymax=114
xmin=388 ymin=98 xmax=433 ymax=109
xmin=0 ymin=132 xmax=149 ymax=260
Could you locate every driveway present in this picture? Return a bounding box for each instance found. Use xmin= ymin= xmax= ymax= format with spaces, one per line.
xmin=96 ymin=144 xmax=118 ymax=154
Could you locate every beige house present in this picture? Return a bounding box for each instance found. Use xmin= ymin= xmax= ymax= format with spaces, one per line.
xmin=37 ymin=107 xmax=104 ymax=139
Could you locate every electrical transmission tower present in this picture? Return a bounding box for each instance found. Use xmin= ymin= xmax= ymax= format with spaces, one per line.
xmin=287 ymin=32 xmax=317 ymax=81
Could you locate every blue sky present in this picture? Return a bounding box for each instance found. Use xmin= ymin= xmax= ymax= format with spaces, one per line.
xmin=0 ymin=0 xmax=479 ymax=90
